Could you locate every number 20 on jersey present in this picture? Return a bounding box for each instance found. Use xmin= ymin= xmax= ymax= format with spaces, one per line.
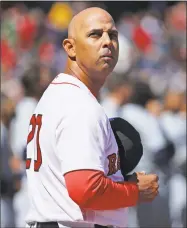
xmin=26 ymin=114 xmax=43 ymax=172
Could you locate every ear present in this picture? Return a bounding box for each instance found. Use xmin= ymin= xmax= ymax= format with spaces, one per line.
xmin=63 ymin=38 xmax=76 ymax=59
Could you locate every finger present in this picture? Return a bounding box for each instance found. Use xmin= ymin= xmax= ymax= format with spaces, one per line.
xmin=141 ymin=182 xmax=159 ymax=191
xmin=146 ymin=189 xmax=159 ymax=198
xmin=151 ymin=183 xmax=159 ymax=189
xmin=151 ymin=174 xmax=159 ymax=182
xmin=140 ymin=190 xmax=159 ymax=202
xmin=142 ymin=186 xmax=159 ymax=195
xmin=138 ymin=171 xmax=146 ymax=175
xmin=136 ymin=172 xmax=145 ymax=176
xmin=147 ymin=174 xmax=159 ymax=182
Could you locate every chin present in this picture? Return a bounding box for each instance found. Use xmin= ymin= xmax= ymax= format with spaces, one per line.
xmin=102 ymin=63 xmax=115 ymax=73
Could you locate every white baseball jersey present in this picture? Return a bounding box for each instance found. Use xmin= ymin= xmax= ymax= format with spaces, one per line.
xmin=25 ymin=73 xmax=127 ymax=227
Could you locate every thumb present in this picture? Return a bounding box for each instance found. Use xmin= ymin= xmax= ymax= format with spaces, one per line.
xmin=136 ymin=171 xmax=146 ymax=175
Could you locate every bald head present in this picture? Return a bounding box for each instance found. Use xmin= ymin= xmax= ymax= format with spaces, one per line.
xmin=63 ymin=6 xmax=119 ymax=89
xmin=68 ymin=7 xmax=114 ymax=39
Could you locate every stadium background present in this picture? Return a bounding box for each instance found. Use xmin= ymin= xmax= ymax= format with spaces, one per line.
xmin=1 ymin=1 xmax=186 ymax=228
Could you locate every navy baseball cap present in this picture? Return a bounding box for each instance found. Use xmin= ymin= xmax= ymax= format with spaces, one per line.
xmin=109 ymin=117 xmax=143 ymax=176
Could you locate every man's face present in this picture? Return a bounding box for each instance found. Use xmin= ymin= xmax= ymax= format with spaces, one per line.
xmin=75 ymin=13 xmax=119 ymax=79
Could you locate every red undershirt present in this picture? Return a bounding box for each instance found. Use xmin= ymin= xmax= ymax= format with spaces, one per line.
xmin=64 ymin=169 xmax=139 ymax=210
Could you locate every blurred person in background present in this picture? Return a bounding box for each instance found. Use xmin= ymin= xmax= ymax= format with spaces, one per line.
xmin=121 ymin=81 xmax=173 ymax=228
xmin=160 ymin=90 xmax=186 ymax=168
xmin=10 ymin=64 xmax=50 ymax=227
xmin=160 ymin=90 xmax=186 ymax=228
xmin=148 ymin=2 xmax=186 ymax=98
xmin=10 ymin=65 xmax=41 ymax=160
xmin=100 ymin=73 xmax=133 ymax=118
xmin=1 ymin=93 xmax=22 ymax=228
xmin=146 ymin=98 xmax=163 ymax=117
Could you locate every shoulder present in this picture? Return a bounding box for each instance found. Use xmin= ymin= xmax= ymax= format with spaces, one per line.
xmin=48 ymin=74 xmax=93 ymax=103
xmin=46 ymin=74 xmax=109 ymax=126
xmin=69 ymin=95 xmax=108 ymax=127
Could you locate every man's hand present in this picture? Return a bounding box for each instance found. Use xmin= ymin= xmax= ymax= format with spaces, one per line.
xmin=127 ymin=172 xmax=159 ymax=203
xmin=136 ymin=172 xmax=159 ymax=203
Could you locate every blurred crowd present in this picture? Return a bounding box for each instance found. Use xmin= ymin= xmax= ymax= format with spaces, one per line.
xmin=1 ymin=1 xmax=186 ymax=228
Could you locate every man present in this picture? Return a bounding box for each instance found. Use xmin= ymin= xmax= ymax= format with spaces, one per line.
xmin=160 ymin=90 xmax=186 ymax=228
xmin=1 ymin=93 xmax=21 ymax=228
xmin=25 ymin=7 xmax=159 ymax=228
xmin=120 ymin=81 xmax=173 ymax=228
xmin=10 ymin=65 xmax=42 ymax=227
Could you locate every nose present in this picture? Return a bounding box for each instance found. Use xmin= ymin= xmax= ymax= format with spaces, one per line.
xmin=102 ymin=32 xmax=112 ymax=48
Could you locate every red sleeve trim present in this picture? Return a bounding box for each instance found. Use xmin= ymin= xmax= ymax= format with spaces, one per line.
xmin=64 ymin=169 xmax=139 ymax=210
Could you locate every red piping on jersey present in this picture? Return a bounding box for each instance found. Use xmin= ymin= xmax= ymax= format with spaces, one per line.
xmin=51 ymin=80 xmax=97 ymax=98
xmin=64 ymin=169 xmax=139 ymax=210
xmin=51 ymin=82 xmax=80 ymax=88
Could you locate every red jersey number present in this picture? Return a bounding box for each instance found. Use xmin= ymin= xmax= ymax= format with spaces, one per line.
xmin=26 ymin=114 xmax=43 ymax=172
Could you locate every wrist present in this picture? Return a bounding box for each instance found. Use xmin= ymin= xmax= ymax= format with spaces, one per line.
xmin=126 ymin=172 xmax=138 ymax=183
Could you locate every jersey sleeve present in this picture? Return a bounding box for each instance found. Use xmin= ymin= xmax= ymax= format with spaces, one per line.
xmin=55 ymin=101 xmax=107 ymax=175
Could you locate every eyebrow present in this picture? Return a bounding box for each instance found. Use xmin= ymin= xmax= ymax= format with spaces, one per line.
xmin=87 ymin=29 xmax=118 ymax=35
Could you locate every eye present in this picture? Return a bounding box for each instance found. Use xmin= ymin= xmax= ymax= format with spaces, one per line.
xmin=109 ymin=33 xmax=118 ymax=39
xmin=89 ymin=32 xmax=102 ymax=38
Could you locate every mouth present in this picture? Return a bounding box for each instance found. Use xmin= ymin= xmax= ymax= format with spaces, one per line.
xmin=101 ymin=55 xmax=113 ymax=60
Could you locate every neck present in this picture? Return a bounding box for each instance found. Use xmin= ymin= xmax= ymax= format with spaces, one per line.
xmin=64 ymin=60 xmax=103 ymax=98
